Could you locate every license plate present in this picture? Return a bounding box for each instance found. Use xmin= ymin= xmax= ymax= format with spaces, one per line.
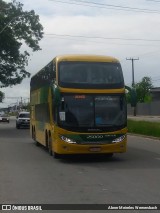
xmin=89 ymin=147 xmax=101 ymax=152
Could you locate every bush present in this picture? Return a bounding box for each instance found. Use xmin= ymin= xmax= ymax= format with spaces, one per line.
xmin=127 ymin=119 xmax=160 ymax=138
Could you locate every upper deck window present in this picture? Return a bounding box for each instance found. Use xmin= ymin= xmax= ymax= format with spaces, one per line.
xmin=58 ymin=61 xmax=124 ymax=89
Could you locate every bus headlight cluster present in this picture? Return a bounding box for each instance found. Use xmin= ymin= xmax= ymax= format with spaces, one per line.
xmin=112 ymin=135 xmax=126 ymax=143
xmin=60 ymin=135 xmax=77 ymax=144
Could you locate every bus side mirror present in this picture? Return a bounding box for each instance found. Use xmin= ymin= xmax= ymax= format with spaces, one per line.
xmin=130 ymin=88 xmax=137 ymax=107
xmin=53 ymin=85 xmax=61 ymax=106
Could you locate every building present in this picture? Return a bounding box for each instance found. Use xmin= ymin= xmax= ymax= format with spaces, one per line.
xmin=150 ymin=87 xmax=160 ymax=102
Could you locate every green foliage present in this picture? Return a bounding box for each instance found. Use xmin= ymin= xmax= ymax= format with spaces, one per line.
xmin=126 ymin=77 xmax=153 ymax=104
xmin=135 ymin=76 xmax=153 ymax=103
xmin=0 ymin=0 xmax=43 ymax=87
xmin=144 ymin=95 xmax=152 ymax=103
xmin=0 ymin=91 xmax=5 ymax=102
xmin=128 ymin=119 xmax=160 ymax=137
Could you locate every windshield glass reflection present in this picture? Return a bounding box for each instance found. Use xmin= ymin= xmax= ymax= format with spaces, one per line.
xmin=57 ymin=95 xmax=126 ymax=130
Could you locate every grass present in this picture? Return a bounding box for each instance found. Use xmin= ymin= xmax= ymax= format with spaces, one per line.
xmin=127 ymin=119 xmax=160 ymax=138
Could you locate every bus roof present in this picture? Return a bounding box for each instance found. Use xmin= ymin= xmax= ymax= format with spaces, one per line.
xmin=30 ymin=54 xmax=120 ymax=80
xmin=55 ymin=54 xmax=120 ymax=63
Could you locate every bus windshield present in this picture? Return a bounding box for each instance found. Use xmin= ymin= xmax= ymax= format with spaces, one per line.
xmin=58 ymin=62 xmax=124 ymax=89
xmin=57 ymin=94 xmax=127 ymax=132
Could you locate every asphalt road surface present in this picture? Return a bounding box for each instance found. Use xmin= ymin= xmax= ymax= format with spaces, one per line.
xmin=0 ymin=118 xmax=160 ymax=212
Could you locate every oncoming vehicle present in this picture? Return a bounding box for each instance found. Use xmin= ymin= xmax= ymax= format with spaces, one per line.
xmin=16 ymin=111 xmax=30 ymax=129
xmin=30 ymin=54 xmax=127 ymax=158
xmin=0 ymin=114 xmax=10 ymax=123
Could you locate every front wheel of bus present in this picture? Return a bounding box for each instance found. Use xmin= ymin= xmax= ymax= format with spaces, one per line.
xmin=48 ymin=134 xmax=52 ymax=156
xmin=53 ymin=152 xmax=60 ymax=159
xmin=105 ymin=153 xmax=114 ymax=158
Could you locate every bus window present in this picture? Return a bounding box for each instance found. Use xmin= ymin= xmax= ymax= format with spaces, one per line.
xmin=58 ymin=61 xmax=124 ymax=89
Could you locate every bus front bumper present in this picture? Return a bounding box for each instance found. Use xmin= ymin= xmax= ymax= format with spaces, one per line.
xmin=54 ymin=137 xmax=127 ymax=155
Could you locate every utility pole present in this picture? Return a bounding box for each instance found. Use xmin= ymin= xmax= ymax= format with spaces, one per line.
xmin=126 ymin=57 xmax=139 ymax=87
xmin=126 ymin=57 xmax=139 ymax=116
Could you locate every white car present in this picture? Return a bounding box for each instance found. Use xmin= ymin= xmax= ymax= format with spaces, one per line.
xmin=0 ymin=114 xmax=10 ymax=123
xmin=16 ymin=111 xmax=30 ymax=129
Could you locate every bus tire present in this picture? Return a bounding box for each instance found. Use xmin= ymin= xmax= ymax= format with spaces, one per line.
xmin=33 ymin=127 xmax=39 ymax=146
xmin=106 ymin=153 xmax=114 ymax=158
xmin=32 ymin=127 xmax=35 ymax=139
xmin=35 ymin=141 xmax=39 ymax=146
xmin=53 ymin=152 xmax=60 ymax=159
xmin=48 ymin=133 xmax=52 ymax=156
xmin=45 ymin=131 xmax=48 ymax=150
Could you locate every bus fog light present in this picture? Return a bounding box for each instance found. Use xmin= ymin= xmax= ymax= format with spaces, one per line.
xmin=60 ymin=135 xmax=76 ymax=144
xmin=112 ymin=135 xmax=126 ymax=143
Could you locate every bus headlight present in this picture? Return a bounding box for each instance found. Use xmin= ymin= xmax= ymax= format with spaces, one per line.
xmin=112 ymin=135 xmax=126 ymax=143
xmin=60 ymin=135 xmax=77 ymax=144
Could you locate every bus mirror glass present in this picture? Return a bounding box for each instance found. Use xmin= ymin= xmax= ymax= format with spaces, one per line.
xmin=130 ymin=88 xmax=137 ymax=107
xmin=125 ymin=85 xmax=137 ymax=107
xmin=53 ymin=85 xmax=61 ymax=106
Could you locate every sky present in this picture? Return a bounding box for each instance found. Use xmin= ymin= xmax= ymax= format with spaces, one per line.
xmin=1 ymin=0 xmax=160 ymax=107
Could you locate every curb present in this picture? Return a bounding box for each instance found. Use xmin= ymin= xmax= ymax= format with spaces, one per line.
xmin=127 ymin=133 xmax=160 ymax=141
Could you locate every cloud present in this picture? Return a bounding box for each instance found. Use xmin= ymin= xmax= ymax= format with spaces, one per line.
xmin=1 ymin=0 xmax=160 ymax=107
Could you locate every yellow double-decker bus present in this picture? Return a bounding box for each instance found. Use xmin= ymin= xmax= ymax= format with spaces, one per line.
xmin=30 ymin=54 xmax=127 ymax=158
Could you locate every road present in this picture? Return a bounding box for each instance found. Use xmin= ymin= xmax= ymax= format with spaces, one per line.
xmin=0 ymin=118 xmax=160 ymax=212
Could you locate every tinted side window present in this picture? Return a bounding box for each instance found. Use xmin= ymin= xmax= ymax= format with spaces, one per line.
xmin=30 ymin=60 xmax=55 ymax=91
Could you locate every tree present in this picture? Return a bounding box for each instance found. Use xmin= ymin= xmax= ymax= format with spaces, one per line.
xmin=135 ymin=76 xmax=153 ymax=103
xmin=0 ymin=0 xmax=43 ymax=87
xmin=0 ymin=91 xmax=5 ymax=102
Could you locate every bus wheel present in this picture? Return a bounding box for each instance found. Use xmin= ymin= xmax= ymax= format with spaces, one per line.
xmin=35 ymin=140 xmax=39 ymax=146
xmin=106 ymin=153 xmax=114 ymax=158
xmin=32 ymin=127 xmax=35 ymax=140
xmin=53 ymin=152 xmax=60 ymax=159
xmin=33 ymin=127 xmax=39 ymax=146
xmin=48 ymin=133 xmax=52 ymax=156
xmin=45 ymin=131 xmax=48 ymax=150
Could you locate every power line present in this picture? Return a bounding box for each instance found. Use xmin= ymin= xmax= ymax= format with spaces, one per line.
xmin=45 ymin=33 xmax=160 ymax=60
xmin=146 ymin=0 xmax=160 ymax=2
xmin=45 ymin=34 xmax=160 ymax=49
xmin=45 ymin=33 xmax=160 ymax=42
xmin=49 ymin=0 xmax=160 ymax=14
xmin=152 ymin=79 xmax=160 ymax=82
xmin=72 ymin=0 xmax=160 ymax=12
